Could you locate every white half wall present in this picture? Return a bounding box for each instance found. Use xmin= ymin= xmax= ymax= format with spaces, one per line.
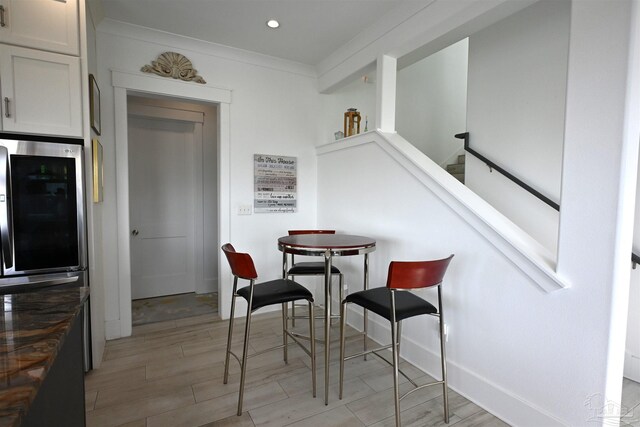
xmin=317 ymin=132 xmax=570 ymax=426
xmin=316 ymin=122 xmax=632 ymax=425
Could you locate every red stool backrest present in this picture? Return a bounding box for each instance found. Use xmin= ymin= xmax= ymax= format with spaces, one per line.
xmin=288 ymin=230 xmax=336 ymax=235
xmin=222 ymin=243 xmax=258 ymax=280
xmin=386 ymin=255 xmax=454 ymax=290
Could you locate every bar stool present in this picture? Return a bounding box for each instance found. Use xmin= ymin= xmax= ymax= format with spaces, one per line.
xmin=339 ymin=255 xmax=454 ymax=426
xmin=221 ymin=243 xmax=316 ymax=416
xmin=285 ymin=230 xmax=344 ymax=327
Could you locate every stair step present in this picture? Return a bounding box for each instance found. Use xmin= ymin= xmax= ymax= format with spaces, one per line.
xmin=457 ymin=154 xmax=466 ymax=164
xmin=452 ymin=173 xmax=465 ymax=183
xmin=446 ymin=163 xmax=465 ymax=174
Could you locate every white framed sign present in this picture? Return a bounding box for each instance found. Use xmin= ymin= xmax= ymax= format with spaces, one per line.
xmin=254 ymin=154 xmax=297 ymax=213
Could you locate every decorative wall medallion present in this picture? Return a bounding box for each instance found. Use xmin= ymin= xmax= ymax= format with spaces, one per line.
xmin=141 ymin=52 xmax=206 ymax=84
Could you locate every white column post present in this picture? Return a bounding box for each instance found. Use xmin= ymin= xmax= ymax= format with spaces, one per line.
xmin=556 ymin=1 xmax=639 ymax=423
xmin=376 ymin=54 xmax=397 ymax=132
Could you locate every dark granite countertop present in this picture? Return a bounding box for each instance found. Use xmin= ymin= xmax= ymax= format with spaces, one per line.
xmin=0 ymin=286 xmax=89 ymax=427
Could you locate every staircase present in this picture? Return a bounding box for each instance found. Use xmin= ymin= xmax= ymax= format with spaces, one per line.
xmin=446 ymin=154 xmax=465 ymax=183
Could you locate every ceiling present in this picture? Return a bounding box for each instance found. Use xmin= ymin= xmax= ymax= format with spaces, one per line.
xmin=100 ymin=0 xmax=408 ymax=66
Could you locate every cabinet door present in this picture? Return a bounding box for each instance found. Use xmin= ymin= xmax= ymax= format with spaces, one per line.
xmin=0 ymin=45 xmax=82 ymax=137
xmin=0 ymin=0 xmax=79 ymax=55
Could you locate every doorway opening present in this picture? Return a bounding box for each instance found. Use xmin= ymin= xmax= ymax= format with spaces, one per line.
xmin=126 ymin=94 xmax=219 ymax=325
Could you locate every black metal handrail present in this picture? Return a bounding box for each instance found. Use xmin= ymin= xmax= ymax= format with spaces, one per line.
xmin=454 ymin=132 xmax=560 ymax=211
xmin=454 ymin=133 xmax=640 ymax=268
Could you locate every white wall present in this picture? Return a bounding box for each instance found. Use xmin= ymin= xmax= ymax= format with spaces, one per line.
xmin=319 ymin=73 xmax=376 ymax=143
xmin=628 ymin=139 xmax=640 ymax=381
xmin=96 ymin=20 xmax=320 ymax=336
xmin=396 ymin=39 xmax=468 ymax=166
xmin=626 ymin=268 xmax=640 ymax=381
xmin=318 ymin=0 xmax=639 ymax=425
xmin=318 ymin=134 xmax=571 ymax=426
xmin=84 ymin=0 xmax=106 ymax=368
xmin=465 ymin=0 xmax=570 ymax=256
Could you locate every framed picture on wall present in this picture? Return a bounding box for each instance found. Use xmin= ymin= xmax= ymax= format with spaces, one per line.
xmin=89 ymin=74 xmax=101 ymax=135
xmin=92 ymin=139 xmax=104 ymax=203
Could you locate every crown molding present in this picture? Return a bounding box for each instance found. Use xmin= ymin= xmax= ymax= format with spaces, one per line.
xmin=98 ymin=18 xmax=317 ymax=79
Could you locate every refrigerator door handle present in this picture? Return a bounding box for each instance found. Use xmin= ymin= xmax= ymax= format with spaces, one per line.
xmin=0 ymin=146 xmax=12 ymax=269
xmin=26 ymin=276 xmax=79 ymax=287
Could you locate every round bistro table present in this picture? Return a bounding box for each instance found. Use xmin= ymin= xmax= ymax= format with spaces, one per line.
xmin=277 ymin=234 xmax=376 ymax=405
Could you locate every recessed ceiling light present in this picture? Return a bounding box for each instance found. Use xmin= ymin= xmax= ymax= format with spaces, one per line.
xmin=266 ymin=19 xmax=280 ymax=29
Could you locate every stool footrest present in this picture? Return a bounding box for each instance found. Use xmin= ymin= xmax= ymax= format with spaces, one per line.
xmin=228 ymin=333 xmax=313 ymax=362
xmin=343 ymin=344 xmax=392 ymax=361
xmin=400 ymin=380 xmax=445 ymax=401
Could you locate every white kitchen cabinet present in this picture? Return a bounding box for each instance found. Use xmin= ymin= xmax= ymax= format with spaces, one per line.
xmin=0 ymin=0 xmax=79 ymax=56
xmin=0 ymin=45 xmax=82 ymax=137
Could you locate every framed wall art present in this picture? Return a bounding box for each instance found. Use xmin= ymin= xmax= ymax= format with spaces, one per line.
xmin=89 ymin=74 xmax=101 ymax=135
xmin=92 ymin=139 xmax=103 ymax=203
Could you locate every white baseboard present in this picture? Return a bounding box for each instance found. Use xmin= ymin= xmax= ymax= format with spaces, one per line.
xmin=346 ymin=307 xmax=565 ymax=427
xmin=105 ymin=319 xmax=122 ymax=340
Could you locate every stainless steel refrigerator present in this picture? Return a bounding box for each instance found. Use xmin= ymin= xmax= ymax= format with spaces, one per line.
xmin=0 ymin=132 xmax=90 ymax=370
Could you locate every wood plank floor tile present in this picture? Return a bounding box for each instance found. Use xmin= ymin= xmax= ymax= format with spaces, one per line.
xmin=86 ymin=386 xmax=195 ymax=427
xmin=449 ymin=411 xmax=510 ymax=427
xmin=369 ymin=391 xmax=481 ymax=427
xmin=249 ymin=377 xmax=375 ymax=427
xmin=132 ymin=319 xmax=178 ymax=336
xmin=118 ymin=420 xmax=147 ymax=427
xmin=201 ymin=412 xmax=256 ymax=427
xmin=146 ymin=381 xmax=288 ymax=427
xmin=192 ymin=358 xmax=309 ymax=402
xmin=85 ymin=390 xmax=98 ymax=411
xmin=101 ymin=344 xmax=184 ymax=372
xmin=284 ymin=405 xmax=365 ymax=427
xmin=347 ymin=377 xmax=443 ymax=425
xmin=95 ymin=365 xmax=220 ymax=409
xmin=85 ymin=366 xmax=147 ymax=392
xmin=87 ymin=312 xmax=517 ymax=427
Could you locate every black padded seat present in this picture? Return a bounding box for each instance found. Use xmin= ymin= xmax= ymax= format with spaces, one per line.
xmin=345 ymin=287 xmax=437 ymax=322
xmin=288 ymin=262 xmax=341 ymax=275
xmin=237 ymin=279 xmax=314 ymax=311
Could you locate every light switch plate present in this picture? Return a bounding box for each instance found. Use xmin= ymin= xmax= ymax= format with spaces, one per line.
xmin=238 ymin=205 xmax=252 ymax=215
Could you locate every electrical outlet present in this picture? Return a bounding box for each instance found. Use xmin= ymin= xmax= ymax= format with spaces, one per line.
xmin=238 ymin=205 xmax=252 ymax=215
xmin=444 ymin=323 xmax=449 ymax=342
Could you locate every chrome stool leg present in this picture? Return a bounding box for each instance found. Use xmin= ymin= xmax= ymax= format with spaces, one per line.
xmin=291 ymin=275 xmax=296 ymax=327
xmin=438 ymin=285 xmax=449 ymax=423
xmin=237 ymin=293 xmax=254 ymax=416
xmin=390 ymin=290 xmax=401 ymax=427
xmin=282 ymin=302 xmax=288 ymax=363
xmin=309 ymin=301 xmax=317 ymax=397
xmin=339 ymin=300 xmax=347 ymax=400
xmin=224 ymin=278 xmax=238 ymax=385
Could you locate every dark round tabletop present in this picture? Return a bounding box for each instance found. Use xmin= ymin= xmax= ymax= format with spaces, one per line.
xmin=278 ymin=234 xmax=376 ymax=252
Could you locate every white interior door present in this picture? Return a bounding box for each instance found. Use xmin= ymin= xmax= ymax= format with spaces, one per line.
xmin=129 ymin=116 xmax=201 ymax=299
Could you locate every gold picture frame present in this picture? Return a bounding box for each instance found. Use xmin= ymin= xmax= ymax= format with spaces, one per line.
xmin=92 ymin=139 xmax=103 ymax=203
xmin=89 ymin=74 xmax=101 ymax=135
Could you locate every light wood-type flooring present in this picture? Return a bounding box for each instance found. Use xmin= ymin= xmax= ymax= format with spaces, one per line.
xmin=84 ymin=309 xmax=640 ymax=426
xmin=85 ymin=309 xmax=513 ymax=427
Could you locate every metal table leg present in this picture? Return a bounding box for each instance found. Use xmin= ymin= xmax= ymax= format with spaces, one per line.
xmin=363 ymin=253 xmax=369 ymax=360
xmin=324 ymin=250 xmax=332 ymax=405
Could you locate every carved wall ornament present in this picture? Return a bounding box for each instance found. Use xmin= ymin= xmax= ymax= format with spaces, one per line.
xmin=141 ymin=52 xmax=206 ymax=84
